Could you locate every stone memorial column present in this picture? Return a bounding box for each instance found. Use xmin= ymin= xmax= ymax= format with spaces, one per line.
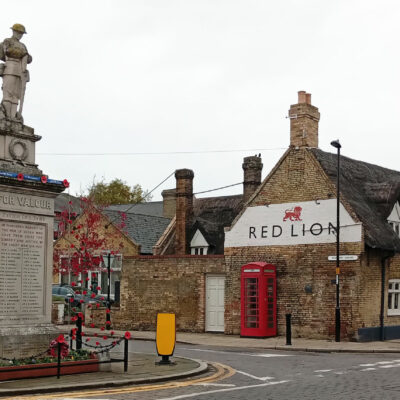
xmin=0 ymin=23 xmax=67 ymax=359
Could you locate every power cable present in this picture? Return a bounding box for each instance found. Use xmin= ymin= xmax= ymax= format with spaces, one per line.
xmin=38 ymin=147 xmax=286 ymax=156
xmin=194 ymin=182 xmax=243 ymax=195
xmin=104 ymin=171 xmax=175 ymax=227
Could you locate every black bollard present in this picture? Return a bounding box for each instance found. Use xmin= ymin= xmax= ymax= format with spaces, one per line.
xmin=124 ymin=337 xmax=129 ymax=372
xmin=286 ymin=313 xmax=292 ymax=345
xmin=76 ymin=315 xmax=82 ymax=350
xmin=57 ymin=341 xmax=61 ymax=379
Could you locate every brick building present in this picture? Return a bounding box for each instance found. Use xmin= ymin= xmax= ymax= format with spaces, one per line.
xmin=115 ymin=91 xmax=400 ymax=341
xmin=224 ymin=91 xmax=400 ymax=341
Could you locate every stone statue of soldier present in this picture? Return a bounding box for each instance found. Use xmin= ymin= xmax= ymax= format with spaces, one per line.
xmin=0 ymin=23 xmax=32 ymax=121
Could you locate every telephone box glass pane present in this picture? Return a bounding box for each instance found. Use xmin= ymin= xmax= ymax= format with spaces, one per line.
xmin=245 ymin=278 xmax=259 ymax=328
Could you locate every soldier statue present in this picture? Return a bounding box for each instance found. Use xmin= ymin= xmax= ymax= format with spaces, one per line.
xmin=0 ymin=24 xmax=32 ymax=120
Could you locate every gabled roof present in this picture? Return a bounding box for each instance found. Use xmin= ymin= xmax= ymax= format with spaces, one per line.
xmin=105 ymin=202 xmax=163 ymax=217
xmin=55 ymin=193 xmax=82 ymax=214
xmin=103 ymin=210 xmax=171 ymax=254
xmin=311 ymin=148 xmax=400 ymax=252
xmin=192 ymin=194 xmax=243 ymax=253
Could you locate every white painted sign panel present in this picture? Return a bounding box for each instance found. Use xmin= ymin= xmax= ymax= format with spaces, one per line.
xmin=225 ymin=199 xmax=362 ymax=247
xmin=328 ymin=255 xmax=358 ymax=261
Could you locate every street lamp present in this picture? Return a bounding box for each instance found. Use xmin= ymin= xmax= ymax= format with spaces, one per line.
xmin=330 ymin=139 xmax=341 ymax=342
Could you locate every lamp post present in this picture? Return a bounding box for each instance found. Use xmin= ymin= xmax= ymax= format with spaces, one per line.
xmin=106 ymin=252 xmax=111 ymax=330
xmin=330 ymin=139 xmax=341 ymax=342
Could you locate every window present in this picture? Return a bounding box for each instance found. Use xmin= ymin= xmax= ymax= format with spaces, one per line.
xmin=388 ymin=279 xmax=400 ymax=316
xmin=191 ymin=247 xmax=208 ymax=255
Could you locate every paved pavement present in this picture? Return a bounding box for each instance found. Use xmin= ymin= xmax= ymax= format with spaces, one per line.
xmin=1 ymin=325 xmax=400 ymax=397
xmin=0 ymin=352 xmax=206 ymax=396
xmin=61 ymin=325 xmax=400 ymax=353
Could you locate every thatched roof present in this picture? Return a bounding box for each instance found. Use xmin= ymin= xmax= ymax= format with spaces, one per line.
xmin=311 ymin=148 xmax=400 ymax=252
xmin=192 ymin=195 xmax=243 ymax=253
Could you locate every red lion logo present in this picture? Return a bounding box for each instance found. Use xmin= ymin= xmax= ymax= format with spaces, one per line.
xmin=283 ymin=206 xmax=302 ymax=221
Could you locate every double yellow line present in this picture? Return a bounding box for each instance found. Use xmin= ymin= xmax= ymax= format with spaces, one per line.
xmin=6 ymin=362 xmax=235 ymax=399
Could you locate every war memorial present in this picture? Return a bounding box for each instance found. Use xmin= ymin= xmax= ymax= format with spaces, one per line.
xmin=0 ymin=23 xmax=67 ymax=358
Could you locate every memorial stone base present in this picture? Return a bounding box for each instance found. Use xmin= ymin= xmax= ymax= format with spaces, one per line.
xmin=0 ymin=325 xmax=58 ymax=359
xmin=0 ymin=176 xmax=64 ymax=360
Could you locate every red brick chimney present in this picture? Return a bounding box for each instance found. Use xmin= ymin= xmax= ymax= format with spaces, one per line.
xmin=161 ymin=189 xmax=176 ymax=218
xmin=174 ymin=169 xmax=194 ymax=255
xmin=289 ymin=91 xmax=320 ymax=148
xmin=242 ymin=155 xmax=263 ymax=203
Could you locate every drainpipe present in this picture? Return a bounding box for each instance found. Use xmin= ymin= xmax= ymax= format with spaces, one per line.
xmin=380 ymin=251 xmax=394 ymax=341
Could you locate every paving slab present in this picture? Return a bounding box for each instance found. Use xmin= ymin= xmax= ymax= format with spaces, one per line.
xmin=58 ymin=326 xmax=400 ymax=354
xmin=0 ymin=353 xmax=206 ymax=396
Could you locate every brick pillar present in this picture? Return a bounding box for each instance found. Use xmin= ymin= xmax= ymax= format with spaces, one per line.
xmin=289 ymin=91 xmax=320 ymax=148
xmin=175 ymin=169 xmax=194 ymax=255
xmin=242 ymin=155 xmax=263 ymax=203
xmin=161 ymin=189 xmax=176 ymax=218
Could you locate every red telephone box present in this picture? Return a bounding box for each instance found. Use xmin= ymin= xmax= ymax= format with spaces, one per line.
xmin=241 ymin=262 xmax=277 ymax=338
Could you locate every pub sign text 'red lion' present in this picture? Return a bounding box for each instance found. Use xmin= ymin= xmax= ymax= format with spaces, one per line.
xmin=224 ymin=199 xmax=362 ymax=247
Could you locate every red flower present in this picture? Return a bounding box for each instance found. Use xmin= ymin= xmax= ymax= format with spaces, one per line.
xmin=56 ymin=334 xmax=65 ymax=343
xmin=91 ymin=293 xmax=96 ymax=298
xmin=69 ymin=297 xmax=74 ymax=303
xmin=96 ymin=303 xmax=100 ymax=308
xmin=86 ymin=338 xmax=91 ymax=342
xmin=100 ymin=326 xmax=105 ymax=331
xmin=90 ymin=323 xmax=95 ymax=328
xmin=124 ymin=331 xmax=131 ymax=340
xmin=106 ymin=308 xmax=110 ymax=314
xmin=17 ymin=173 xmax=24 ymax=181
xmin=79 ymin=299 xmax=84 ymax=304
xmin=96 ymin=286 xmax=101 ymax=291
xmin=83 ymin=290 xmax=87 ymax=295
xmin=105 ymin=321 xmax=111 ymax=325
xmin=94 ymin=333 xmax=98 ymax=337
xmin=63 ymin=179 xmax=70 ymax=188
xmin=78 ymin=312 xmax=83 ymax=319
xmin=103 ymin=336 xmax=108 ymax=340
xmin=96 ymin=341 xmax=100 ymax=346
xmin=41 ymin=175 xmax=48 ymax=183
xmin=71 ymin=281 xmax=76 ymax=287
xmin=111 ymin=331 xmax=115 ymax=336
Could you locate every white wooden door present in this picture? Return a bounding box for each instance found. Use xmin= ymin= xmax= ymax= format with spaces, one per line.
xmin=205 ymin=275 xmax=225 ymax=332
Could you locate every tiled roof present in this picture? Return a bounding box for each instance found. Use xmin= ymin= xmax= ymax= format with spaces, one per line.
xmin=104 ymin=210 xmax=171 ymax=254
xmin=105 ymin=202 xmax=163 ymax=217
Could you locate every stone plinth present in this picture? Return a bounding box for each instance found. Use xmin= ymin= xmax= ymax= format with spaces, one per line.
xmin=0 ymin=176 xmax=65 ymax=359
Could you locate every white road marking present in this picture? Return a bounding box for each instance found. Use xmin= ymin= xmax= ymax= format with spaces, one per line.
xmin=315 ymin=374 xmax=325 ymax=377
xmin=376 ymin=361 xmax=395 ymax=365
xmin=334 ymin=371 xmax=345 ymax=375
xmin=359 ymin=363 xmax=375 ymax=367
xmin=361 ymin=368 xmax=376 ymax=371
xmin=314 ymin=369 xmax=332 ymax=373
xmin=194 ymin=383 xmax=236 ymax=387
xmin=379 ymin=364 xmax=400 ymax=369
xmin=236 ymin=369 xmax=275 ymax=381
xmin=180 ymin=348 xmax=291 ymax=358
xmin=157 ymin=380 xmax=290 ymax=400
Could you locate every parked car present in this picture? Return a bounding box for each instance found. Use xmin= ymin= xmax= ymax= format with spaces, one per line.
xmin=75 ymin=288 xmax=114 ymax=306
xmin=52 ymin=285 xmax=83 ymax=307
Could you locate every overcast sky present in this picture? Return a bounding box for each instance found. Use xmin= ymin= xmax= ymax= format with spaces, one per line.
xmin=2 ymin=1 xmax=400 ymax=200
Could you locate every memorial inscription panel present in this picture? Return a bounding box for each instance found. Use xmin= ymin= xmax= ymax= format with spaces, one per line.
xmin=0 ymin=219 xmax=46 ymax=318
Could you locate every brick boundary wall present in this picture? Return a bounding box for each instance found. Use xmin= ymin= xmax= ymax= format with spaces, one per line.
xmin=113 ymin=255 xmax=225 ymax=332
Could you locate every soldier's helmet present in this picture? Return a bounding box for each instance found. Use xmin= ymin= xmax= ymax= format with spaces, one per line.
xmin=10 ymin=24 xmax=27 ymax=34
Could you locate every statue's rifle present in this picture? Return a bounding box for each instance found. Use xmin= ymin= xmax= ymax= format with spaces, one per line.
xmin=18 ymin=54 xmax=28 ymax=118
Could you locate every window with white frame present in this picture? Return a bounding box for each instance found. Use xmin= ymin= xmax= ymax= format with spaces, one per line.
xmin=388 ymin=279 xmax=400 ymax=316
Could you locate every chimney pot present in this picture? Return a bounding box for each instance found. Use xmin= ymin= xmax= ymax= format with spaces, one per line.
xmin=305 ymin=93 xmax=311 ymax=105
xmin=298 ymin=91 xmax=307 ymax=103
